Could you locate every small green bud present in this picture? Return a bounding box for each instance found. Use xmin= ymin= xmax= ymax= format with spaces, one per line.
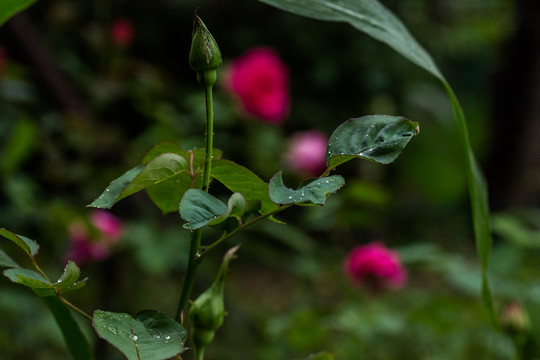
xmin=189 ymin=246 xmax=238 ymax=358
xmin=189 ymin=14 xmax=222 ymax=88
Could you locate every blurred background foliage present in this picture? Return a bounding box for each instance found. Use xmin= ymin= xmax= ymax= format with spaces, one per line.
xmin=2 ymin=0 xmax=540 ymax=359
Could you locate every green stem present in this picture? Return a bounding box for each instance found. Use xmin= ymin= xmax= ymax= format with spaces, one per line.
xmin=176 ymin=74 xmax=216 ymax=323
xmin=202 ymin=83 xmax=214 ymax=192
xmin=176 ymin=229 xmax=202 ymax=323
xmin=195 ymin=349 xmax=205 ymax=360
xmin=57 ymin=294 xmax=93 ymax=321
xmin=201 ymin=204 xmax=292 ymax=256
xmin=31 ymin=256 xmax=51 ymax=282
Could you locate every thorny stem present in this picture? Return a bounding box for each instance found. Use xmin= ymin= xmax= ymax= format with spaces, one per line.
xmin=176 ymin=77 xmax=215 ymax=324
xmin=202 ymin=84 xmax=214 ymax=192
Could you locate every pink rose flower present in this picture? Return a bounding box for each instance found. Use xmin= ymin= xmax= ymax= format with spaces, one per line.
xmin=344 ymin=242 xmax=407 ymax=291
xmin=65 ymin=210 xmax=123 ymax=265
xmin=224 ymin=47 xmax=289 ymax=123
xmin=285 ymin=130 xmax=328 ymax=177
xmin=91 ymin=209 xmax=123 ymax=241
xmin=110 ymin=18 xmax=134 ymax=48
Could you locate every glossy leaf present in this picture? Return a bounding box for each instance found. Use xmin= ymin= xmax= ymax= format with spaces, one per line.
xmin=211 ymin=159 xmax=278 ymax=214
xmin=3 ymin=261 xmax=85 ymax=296
xmin=180 ymin=190 xmax=246 ymax=230
xmin=88 ymin=165 xmax=144 ymax=209
xmin=43 ymin=296 xmax=95 ymax=360
xmin=0 ymin=228 xmax=39 ymax=256
xmin=54 ymin=261 xmax=86 ymax=292
xmin=121 ymin=153 xmax=188 ymax=197
xmin=0 ymin=248 xmax=19 ymax=268
xmin=89 ymin=153 xmax=189 ymax=209
xmin=90 ymin=144 xmax=223 ymax=211
xmin=257 ymin=0 xmax=442 ymax=80
xmin=269 ymin=172 xmax=344 ymax=205
xmin=0 ymin=0 xmax=37 ymax=26
xmin=4 ymin=267 xmax=52 ymax=287
xmin=225 ymin=192 xmax=247 ymax=220
xmin=256 ymin=0 xmax=497 ymax=329
xmin=146 ymin=172 xmax=198 ymax=214
xmin=142 ymin=141 xmax=222 ymax=169
xmin=142 ymin=144 xmax=220 ymax=213
xmin=326 ymin=115 xmax=419 ymax=169
xmin=142 ymin=141 xmax=185 ymax=164
xmin=93 ymin=310 xmax=187 ymax=360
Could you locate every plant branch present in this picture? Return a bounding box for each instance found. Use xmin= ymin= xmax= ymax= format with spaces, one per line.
xmin=202 ymin=84 xmax=214 ymax=192
xmin=58 ymin=294 xmax=93 ymax=321
xmin=30 ymin=256 xmax=51 ymax=282
xmin=201 ymin=204 xmax=292 ymax=256
xmin=175 ymin=227 xmax=203 ymax=324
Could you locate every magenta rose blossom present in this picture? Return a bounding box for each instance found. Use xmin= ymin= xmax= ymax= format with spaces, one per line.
xmin=344 ymin=242 xmax=407 ymax=290
xmin=110 ymin=18 xmax=134 ymax=48
xmin=224 ymin=47 xmax=289 ymax=123
xmin=65 ymin=210 xmax=123 ymax=265
xmin=91 ymin=209 xmax=123 ymax=241
xmin=286 ymin=130 xmax=328 ymax=177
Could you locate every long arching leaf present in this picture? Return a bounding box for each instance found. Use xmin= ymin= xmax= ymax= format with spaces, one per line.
xmin=256 ymin=0 xmax=496 ymax=327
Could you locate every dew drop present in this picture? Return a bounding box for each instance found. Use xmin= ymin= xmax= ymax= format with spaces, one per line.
xmin=130 ymin=334 xmax=138 ymax=341
xmin=165 ymin=335 xmax=171 ymax=340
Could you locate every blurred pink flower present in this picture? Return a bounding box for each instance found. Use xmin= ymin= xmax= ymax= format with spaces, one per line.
xmin=286 ymin=130 xmax=328 ymax=177
xmin=110 ymin=18 xmax=134 ymax=48
xmin=224 ymin=47 xmax=289 ymax=123
xmin=344 ymin=242 xmax=407 ymax=291
xmin=91 ymin=209 xmax=123 ymax=241
xmin=65 ymin=210 xmax=123 ymax=266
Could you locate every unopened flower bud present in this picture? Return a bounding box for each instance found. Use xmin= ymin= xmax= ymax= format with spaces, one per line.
xmin=189 ymin=14 xmax=222 ymax=88
xmin=189 ymin=246 xmax=238 ymax=358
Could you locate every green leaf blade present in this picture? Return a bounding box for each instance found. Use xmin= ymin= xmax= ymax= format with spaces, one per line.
xmin=142 ymin=142 xmax=222 ymax=170
xmin=269 ymin=172 xmax=345 ymax=205
xmin=0 ymin=0 xmax=37 ymax=26
xmin=259 ymin=0 xmax=496 ymax=328
xmin=93 ymin=310 xmax=187 ymax=360
xmin=257 ymin=0 xmax=443 ymax=80
xmin=43 ymin=296 xmax=95 ymax=360
xmin=0 ymin=248 xmax=19 ymax=268
xmin=179 ymin=190 xmax=246 ymax=230
xmin=146 ymin=172 xmax=196 ymax=214
xmin=0 ymin=228 xmax=39 ymax=256
xmin=326 ymin=115 xmax=419 ymax=169
xmin=211 ymin=159 xmax=278 ymax=214
xmin=54 ymin=261 xmax=84 ymax=292
xmin=3 ymin=267 xmax=55 ymax=296
xmin=88 ymin=165 xmax=145 ymax=209
xmin=120 ymin=153 xmax=189 ymax=199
